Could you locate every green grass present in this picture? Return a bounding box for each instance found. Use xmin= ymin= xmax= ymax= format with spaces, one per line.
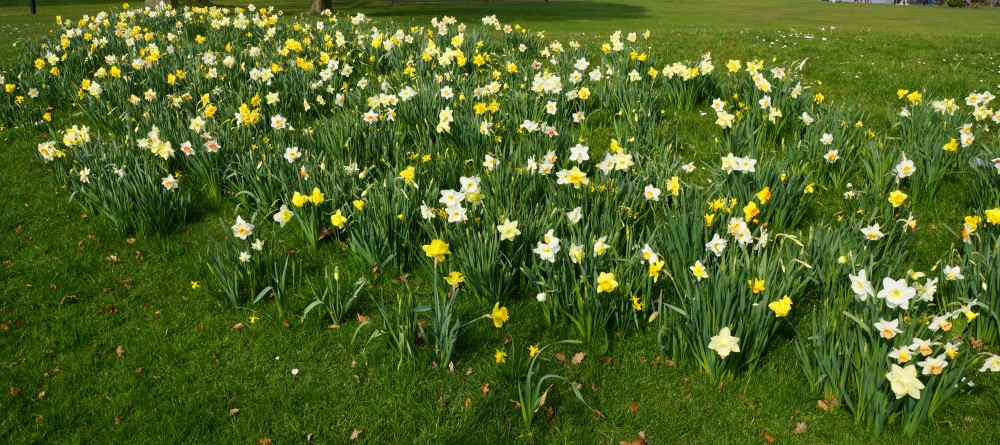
xmin=2 ymin=1 xmax=1000 ymax=444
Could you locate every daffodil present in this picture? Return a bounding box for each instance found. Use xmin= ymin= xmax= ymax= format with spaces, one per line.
xmin=330 ymin=210 xmax=347 ymax=229
xmin=495 ymin=349 xmax=507 ymax=364
xmin=273 ymin=205 xmax=293 ymax=227
xmin=596 ymin=272 xmax=618 ymax=293
xmin=708 ymin=327 xmax=740 ymax=359
xmin=886 ymin=364 xmax=924 ymax=400
xmin=768 ymin=296 xmax=792 ymax=317
xmin=888 ymin=190 xmax=907 ymax=208
xmin=749 ymin=278 xmax=765 ymax=294
xmin=528 ymin=345 xmax=540 ymax=358
xmin=232 ymin=216 xmax=254 ymax=240
xmin=496 ymin=219 xmax=520 ymax=241
xmin=490 ymin=302 xmax=508 ymax=328
xmin=422 ymin=239 xmax=451 ymax=261
xmin=445 ymin=271 xmax=464 ymax=287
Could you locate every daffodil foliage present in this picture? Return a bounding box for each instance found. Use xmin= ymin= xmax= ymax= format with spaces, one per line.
xmin=3 ymin=3 xmax=1000 ymax=435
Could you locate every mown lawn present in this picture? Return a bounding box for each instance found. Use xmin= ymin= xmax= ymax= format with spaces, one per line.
xmin=2 ymin=1 xmax=999 ymax=444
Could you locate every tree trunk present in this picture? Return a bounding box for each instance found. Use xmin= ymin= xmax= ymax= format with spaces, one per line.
xmin=144 ymin=0 xmax=179 ymax=8
xmin=307 ymin=0 xmax=334 ymax=14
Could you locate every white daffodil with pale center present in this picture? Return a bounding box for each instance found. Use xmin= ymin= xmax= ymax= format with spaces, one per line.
xmin=708 ymin=327 xmax=740 ymax=359
xmin=877 ymin=277 xmax=916 ymax=310
xmin=886 ymin=364 xmax=924 ymax=400
xmin=496 ymin=219 xmax=520 ymax=241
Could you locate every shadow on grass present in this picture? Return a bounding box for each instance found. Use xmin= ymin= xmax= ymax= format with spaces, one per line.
xmin=349 ymin=0 xmax=649 ymax=23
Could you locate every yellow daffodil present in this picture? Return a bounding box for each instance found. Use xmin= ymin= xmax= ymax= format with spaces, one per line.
xmin=648 ymin=260 xmax=665 ymax=282
xmin=756 ymin=187 xmax=771 ymax=204
xmin=888 ymin=190 xmax=908 ymax=208
xmin=743 ymin=201 xmax=759 ymax=221
xmin=330 ymin=210 xmax=347 ymax=228
xmin=291 ymin=191 xmax=308 ymax=208
xmin=308 ymin=187 xmax=324 ymax=205
xmin=528 ymin=345 xmax=540 ymax=358
xmin=445 ymin=271 xmax=464 ymax=287
xmin=768 ymin=296 xmax=792 ymax=317
xmin=596 ymin=272 xmax=618 ymax=293
xmin=422 ymin=239 xmax=451 ymax=261
xmin=495 ymin=349 xmax=507 ymax=364
xmin=490 ymin=302 xmax=509 ymax=328
xmin=749 ymin=278 xmax=765 ymax=294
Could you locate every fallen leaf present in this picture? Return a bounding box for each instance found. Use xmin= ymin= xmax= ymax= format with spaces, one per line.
xmin=115 ymin=346 xmax=124 ymax=358
xmin=759 ymin=432 xmax=776 ymax=443
xmin=37 ymin=391 xmax=45 ymax=400
xmin=118 ymin=278 xmax=133 ymax=290
xmin=10 ymin=386 xmax=20 ymax=396
xmin=480 ymin=382 xmax=490 ymax=397
xmin=793 ymin=422 xmax=807 ymax=435
xmin=619 ymin=439 xmax=647 ymax=445
xmin=281 ymin=319 xmax=290 ymax=328
xmin=106 ymin=255 xmax=120 ymax=263
xmin=464 ymin=397 xmax=472 ymax=409
xmin=357 ymin=314 xmax=369 ymax=323
xmin=817 ymin=396 xmax=839 ymax=411
xmin=465 ymin=368 xmax=473 ymax=376
xmin=258 ymin=439 xmax=272 ymax=445
xmin=15 ymin=225 xmax=22 ymax=234
xmin=555 ymin=352 xmax=566 ymax=362
xmin=327 ymin=324 xmax=340 ymax=329
xmin=572 ymin=352 xmax=586 ymax=364
xmin=545 ymin=405 xmax=554 ymax=421
xmin=970 ymin=337 xmax=985 ymax=350
xmin=233 ymin=323 xmax=246 ymax=330
xmin=350 ymin=429 xmax=363 ymax=440
xmin=600 ymin=357 xmax=614 ymax=365
xmin=126 ymin=238 xmax=136 ymax=244
xmin=114 ymin=416 xmax=123 ymax=425
xmin=229 ymin=408 xmax=240 ymax=417
xmin=448 ymin=361 xmax=455 ymax=373
xmin=593 ymin=409 xmax=606 ymax=419
xmin=437 ymin=393 xmax=446 ymax=406
xmin=629 ymin=402 xmax=639 ymax=413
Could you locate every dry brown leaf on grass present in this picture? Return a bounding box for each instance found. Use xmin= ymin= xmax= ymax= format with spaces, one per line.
xmin=571 ymin=352 xmax=586 ymax=364
xmin=629 ymin=402 xmax=639 ymax=413
xmin=228 ymin=408 xmax=240 ymax=416
xmin=350 ymin=429 xmax=363 ymax=440
xmin=233 ymin=323 xmax=246 ymax=330
xmin=554 ymin=352 xmax=566 ymax=362
xmin=817 ymin=396 xmax=839 ymax=411
xmin=480 ymin=382 xmax=490 ymax=397
xmin=792 ymin=422 xmax=807 ymax=435
xmin=756 ymin=432 xmax=775 ymax=443
xmin=115 ymin=346 xmax=124 ymax=358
